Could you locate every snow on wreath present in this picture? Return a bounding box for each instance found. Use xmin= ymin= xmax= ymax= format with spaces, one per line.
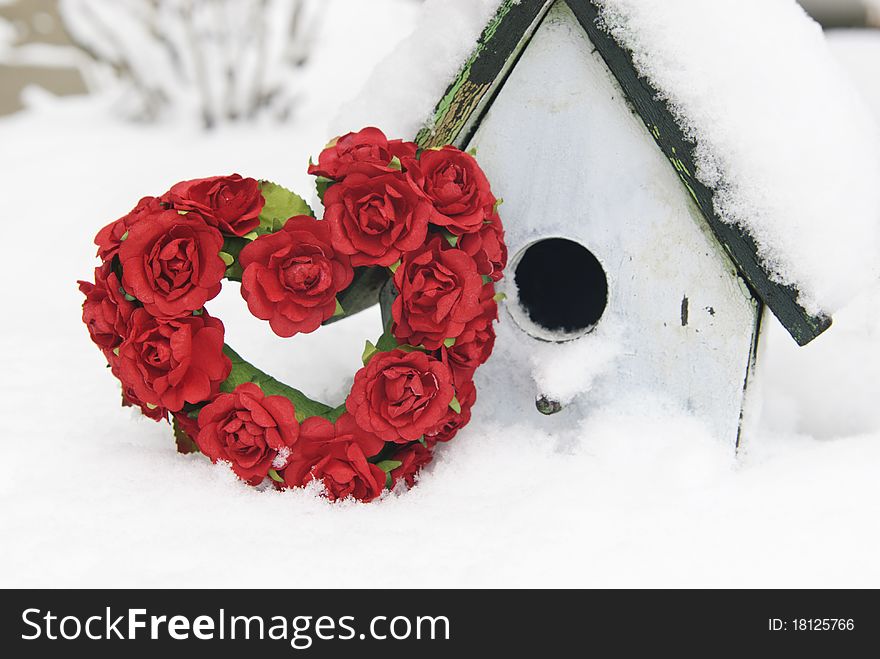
xmin=78 ymin=127 xmax=508 ymax=502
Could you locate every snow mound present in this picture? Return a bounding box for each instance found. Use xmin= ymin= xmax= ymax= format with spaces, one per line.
xmin=341 ymin=0 xmax=880 ymax=317
xmin=333 ymin=0 xmax=502 ymax=137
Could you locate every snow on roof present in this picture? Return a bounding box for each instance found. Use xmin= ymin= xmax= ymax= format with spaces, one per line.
xmin=333 ymin=0 xmax=502 ymax=137
xmin=337 ymin=0 xmax=880 ymax=317
xmin=595 ymin=0 xmax=880 ymax=317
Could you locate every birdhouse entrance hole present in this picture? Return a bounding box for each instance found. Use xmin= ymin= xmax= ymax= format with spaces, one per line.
xmin=512 ymin=238 xmax=608 ymax=340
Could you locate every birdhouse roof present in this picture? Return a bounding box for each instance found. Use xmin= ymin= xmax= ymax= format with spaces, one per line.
xmin=336 ymin=0 xmax=880 ymax=346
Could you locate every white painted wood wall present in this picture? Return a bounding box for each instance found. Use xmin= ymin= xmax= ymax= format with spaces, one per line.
xmin=467 ymin=2 xmax=760 ymax=444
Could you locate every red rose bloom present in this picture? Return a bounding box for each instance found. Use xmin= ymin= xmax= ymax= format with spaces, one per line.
xmin=408 ymin=146 xmax=495 ymax=235
xmin=426 ymin=377 xmax=477 ymax=443
xmin=116 ymin=309 xmax=231 ymax=412
xmin=196 ymin=382 xmax=300 ymax=485
xmin=118 ymin=378 xmax=169 ymax=422
xmin=239 ymin=216 xmax=354 ymax=337
xmin=324 ymin=173 xmax=431 ymax=267
xmin=172 ymin=411 xmax=201 ymax=454
xmin=119 ymin=210 xmax=225 ymax=318
xmin=166 ymin=174 xmax=265 ymax=237
xmin=347 ymin=349 xmax=455 ymax=442
xmin=308 ymin=127 xmax=418 ymax=181
xmin=459 ymin=212 xmax=507 ymax=281
xmin=392 ymin=236 xmax=483 ymax=350
xmin=78 ymin=264 xmax=136 ymax=356
xmin=389 ymin=443 xmax=434 ymax=489
xmin=281 ymin=414 xmax=386 ymax=502
xmin=440 ymin=283 xmax=498 ymax=381
xmin=95 ymin=196 xmax=165 ymax=261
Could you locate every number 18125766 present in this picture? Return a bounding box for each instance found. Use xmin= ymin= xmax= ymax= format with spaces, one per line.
xmin=768 ymin=618 xmax=855 ymax=631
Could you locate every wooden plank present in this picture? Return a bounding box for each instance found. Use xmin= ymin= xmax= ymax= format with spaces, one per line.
xmin=465 ymin=0 xmax=762 ymax=442
xmin=416 ymin=0 xmax=555 ymax=149
xmin=563 ymin=0 xmax=831 ymax=346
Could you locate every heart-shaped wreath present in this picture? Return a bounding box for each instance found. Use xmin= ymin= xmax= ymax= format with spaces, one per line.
xmin=78 ymin=128 xmax=507 ymax=502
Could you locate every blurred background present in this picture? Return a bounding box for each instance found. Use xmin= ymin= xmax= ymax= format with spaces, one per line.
xmin=3 ymin=1 xmax=875 ymax=121
xmin=0 ymin=0 xmax=430 ymax=120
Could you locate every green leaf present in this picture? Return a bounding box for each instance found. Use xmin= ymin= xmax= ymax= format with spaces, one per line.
xmin=326 ymin=404 xmax=348 ymax=423
xmin=388 ymin=260 xmax=401 ymax=274
xmin=482 ymin=275 xmax=493 ymax=285
xmin=467 ymin=147 xmax=478 ymax=157
xmin=375 ymin=331 xmax=399 ymax=353
xmin=192 ymin=308 xmax=204 ymax=316
xmin=449 ymin=396 xmax=461 ymax=414
xmin=120 ymin=230 xmax=129 ymax=241
xmin=362 ymin=340 xmax=379 ymax=365
xmin=418 ymin=437 xmax=427 ymax=448
xmin=376 ymin=460 xmax=403 ymax=474
xmin=493 ymin=292 xmax=507 ymax=303
xmin=333 ymin=299 xmax=345 ymax=318
xmin=220 ymin=345 xmax=333 ymax=421
xmin=315 ymin=176 xmax=335 ymax=204
xmin=257 ymin=180 xmax=314 ymax=236
xmin=124 ymin=293 xmax=137 ymax=302
xmin=442 ymin=229 xmax=459 ymax=248
xmin=242 ymin=231 xmax=258 ymax=242
xmin=389 ymin=156 xmax=402 ymax=171
xmin=493 ymin=198 xmax=504 ymax=213
xmin=443 ymin=337 xmax=456 ymax=348
xmin=172 ymin=417 xmax=200 ymax=455
xmin=268 ymin=469 xmax=284 ymax=484
xmin=220 ymin=237 xmax=248 ymax=281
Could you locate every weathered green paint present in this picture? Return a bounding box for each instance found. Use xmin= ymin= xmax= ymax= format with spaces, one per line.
xmin=417 ymin=0 xmax=831 ymax=346
xmin=416 ymin=0 xmax=554 ymax=149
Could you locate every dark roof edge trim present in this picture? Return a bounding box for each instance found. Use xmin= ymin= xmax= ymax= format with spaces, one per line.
xmin=417 ymin=0 xmax=831 ymax=345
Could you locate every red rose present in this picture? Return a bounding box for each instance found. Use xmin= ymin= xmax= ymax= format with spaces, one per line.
xmin=116 ymin=309 xmax=231 ymax=412
xmin=408 ymin=146 xmax=495 ymax=235
xmin=239 ymin=216 xmax=354 ymax=337
xmin=95 ymin=196 xmax=165 ymax=261
xmin=324 ymin=173 xmax=431 ymax=267
xmin=441 ymin=284 xmax=498 ymax=381
xmin=119 ymin=210 xmax=226 ymax=318
xmin=166 ymin=174 xmax=265 ymax=237
xmin=389 ymin=443 xmax=434 ymax=489
xmin=392 ymin=235 xmax=484 ymax=350
xmin=171 ymin=411 xmax=200 ymax=454
xmin=78 ymin=264 xmax=136 ymax=356
xmin=196 ymin=382 xmax=300 ymax=485
xmin=308 ymin=127 xmax=418 ymax=181
xmin=118 ymin=378 xmax=168 ymax=422
xmin=347 ymin=348 xmax=455 ymax=442
xmin=459 ymin=212 xmax=507 ymax=281
xmin=426 ymin=377 xmax=477 ymax=443
xmin=281 ymin=414 xmax=386 ymax=502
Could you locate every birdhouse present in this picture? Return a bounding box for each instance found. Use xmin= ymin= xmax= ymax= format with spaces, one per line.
xmin=356 ymin=0 xmax=880 ymax=446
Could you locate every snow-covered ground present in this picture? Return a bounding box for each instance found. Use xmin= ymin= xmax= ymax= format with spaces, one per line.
xmin=2 ymin=2 xmax=880 ymax=588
